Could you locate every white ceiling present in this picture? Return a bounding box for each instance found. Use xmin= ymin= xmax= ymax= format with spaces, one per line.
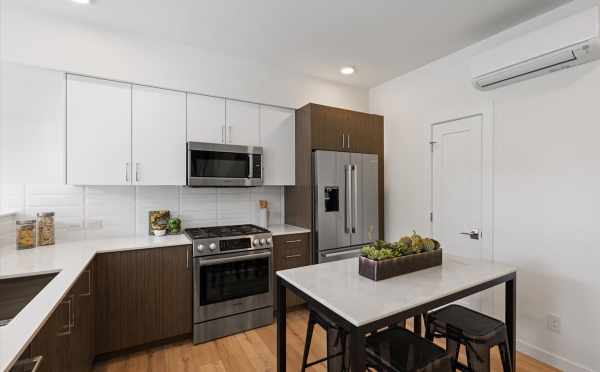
xmin=4 ymin=0 xmax=571 ymax=88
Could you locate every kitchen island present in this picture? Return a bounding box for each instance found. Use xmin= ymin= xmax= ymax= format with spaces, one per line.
xmin=276 ymin=255 xmax=517 ymax=372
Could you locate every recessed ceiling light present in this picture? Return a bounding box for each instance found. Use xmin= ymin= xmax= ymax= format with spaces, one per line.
xmin=71 ymin=0 xmax=92 ymax=4
xmin=340 ymin=66 xmax=355 ymax=75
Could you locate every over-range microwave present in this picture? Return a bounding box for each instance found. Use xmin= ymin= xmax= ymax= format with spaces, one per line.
xmin=187 ymin=142 xmax=263 ymax=187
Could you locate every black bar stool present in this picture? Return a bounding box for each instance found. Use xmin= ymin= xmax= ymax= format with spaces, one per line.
xmin=425 ymin=304 xmax=512 ymax=372
xmin=366 ymin=326 xmax=453 ymax=372
xmin=301 ymin=307 xmax=348 ymax=371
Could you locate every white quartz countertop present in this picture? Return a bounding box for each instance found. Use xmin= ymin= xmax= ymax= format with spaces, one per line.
xmin=277 ymin=255 xmax=516 ymax=327
xmin=0 ymin=223 xmax=308 ymax=371
xmin=268 ymin=224 xmax=310 ymax=236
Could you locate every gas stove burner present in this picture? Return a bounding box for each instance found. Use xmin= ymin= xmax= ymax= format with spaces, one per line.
xmin=184 ymin=224 xmax=270 ymax=239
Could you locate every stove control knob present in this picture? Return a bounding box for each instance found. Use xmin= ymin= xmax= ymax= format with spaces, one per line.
xmin=209 ymin=243 xmax=217 ymax=251
xmin=197 ymin=244 xmax=205 ymax=252
xmin=260 ymin=238 xmax=266 ymax=246
xmin=266 ymin=238 xmax=273 ymax=246
xmin=253 ymin=239 xmax=260 ymax=247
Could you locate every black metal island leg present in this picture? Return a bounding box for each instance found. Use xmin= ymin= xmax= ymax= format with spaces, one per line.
xmin=506 ymin=274 xmax=517 ymax=372
xmin=277 ymin=276 xmax=287 ymax=372
xmin=349 ymin=327 xmax=366 ymax=372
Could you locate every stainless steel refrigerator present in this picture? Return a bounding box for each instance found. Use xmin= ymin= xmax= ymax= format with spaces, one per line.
xmin=314 ymin=150 xmax=379 ymax=263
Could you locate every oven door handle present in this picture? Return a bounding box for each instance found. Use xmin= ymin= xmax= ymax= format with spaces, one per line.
xmin=197 ymin=251 xmax=271 ymax=266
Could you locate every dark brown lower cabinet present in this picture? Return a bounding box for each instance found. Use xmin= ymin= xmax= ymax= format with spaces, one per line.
xmin=273 ymin=233 xmax=310 ymax=310
xmin=95 ymin=245 xmax=193 ymax=356
xmin=29 ymin=263 xmax=94 ymax=372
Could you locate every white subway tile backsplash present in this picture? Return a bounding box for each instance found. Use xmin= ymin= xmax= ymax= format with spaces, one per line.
xmin=135 ymin=186 xmax=180 ymax=234
xmin=1 ymin=184 xmax=25 ymax=211
xmin=86 ymin=186 xmax=135 ymax=238
xmin=251 ymin=186 xmax=284 ymax=226
xmin=0 ymin=214 xmax=15 ymax=246
xmin=0 ymin=185 xmax=284 ymax=240
xmin=217 ymin=188 xmax=251 ymax=226
xmin=23 ymin=184 xmax=84 ymax=240
xmin=180 ymin=187 xmax=217 ymax=228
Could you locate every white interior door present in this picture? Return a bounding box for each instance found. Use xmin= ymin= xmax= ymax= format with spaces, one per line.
xmin=431 ymin=114 xmax=486 ymax=308
xmin=132 ymin=85 xmax=186 ymax=185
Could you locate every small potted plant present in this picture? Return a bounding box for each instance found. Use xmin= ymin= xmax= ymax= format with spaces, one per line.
xmin=359 ymin=231 xmax=442 ymax=281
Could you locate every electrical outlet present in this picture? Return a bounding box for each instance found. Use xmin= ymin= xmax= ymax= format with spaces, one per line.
xmin=547 ymin=314 xmax=561 ymax=334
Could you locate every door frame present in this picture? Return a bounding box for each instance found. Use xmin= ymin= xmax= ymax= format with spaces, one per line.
xmin=426 ymin=102 xmax=495 ymax=311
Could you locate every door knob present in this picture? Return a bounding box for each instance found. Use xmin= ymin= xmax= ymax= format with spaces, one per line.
xmin=460 ymin=228 xmax=480 ymax=240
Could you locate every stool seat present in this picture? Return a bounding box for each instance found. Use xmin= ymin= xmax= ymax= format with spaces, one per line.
xmin=426 ymin=305 xmax=513 ymax=372
xmin=366 ymin=327 xmax=452 ymax=372
xmin=427 ymin=304 xmax=504 ymax=340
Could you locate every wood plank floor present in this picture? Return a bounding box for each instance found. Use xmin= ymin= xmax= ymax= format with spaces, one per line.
xmin=94 ymin=308 xmax=560 ymax=372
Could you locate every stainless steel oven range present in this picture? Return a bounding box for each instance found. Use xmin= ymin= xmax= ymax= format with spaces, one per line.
xmin=185 ymin=224 xmax=273 ymax=344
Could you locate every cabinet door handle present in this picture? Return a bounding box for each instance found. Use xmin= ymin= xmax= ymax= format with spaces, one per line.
xmin=285 ymin=239 xmax=302 ymax=244
xmin=135 ymin=163 xmax=141 ymax=182
xmin=347 ymin=134 xmax=351 ymax=149
xmin=228 ymin=126 xmax=232 ymax=143
xmin=11 ymin=356 xmax=43 ymax=372
xmin=221 ymin=125 xmax=225 ymax=143
xmin=57 ymin=296 xmax=73 ymax=336
xmin=80 ymin=269 xmax=91 ymax=297
xmin=125 ymin=162 xmax=130 ymax=182
xmin=342 ymin=133 xmax=345 ymax=148
xmin=186 ymin=247 xmax=190 ymax=269
xmin=286 ymin=254 xmax=302 ymax=259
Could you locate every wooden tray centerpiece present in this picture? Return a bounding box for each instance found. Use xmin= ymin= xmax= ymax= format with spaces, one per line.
xmin=359 ymin=231 xmax=442 ymax=281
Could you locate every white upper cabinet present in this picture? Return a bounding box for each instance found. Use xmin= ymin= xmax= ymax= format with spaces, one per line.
xmin=187 ymin=93 xmax=226 ymax=143
xmin=67 ymin=75 xmax=132 ymax=185
xmin=226 ymin=100 xmax=260 ymax=146
xmin=132 ymin=86 xmax=186 ymax=185
xmin=260 ymin=106 xmax=295 ymax=185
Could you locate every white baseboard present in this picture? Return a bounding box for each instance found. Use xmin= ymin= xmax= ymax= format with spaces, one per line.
xmin=517 ymin=339 xmax=594 ymax=372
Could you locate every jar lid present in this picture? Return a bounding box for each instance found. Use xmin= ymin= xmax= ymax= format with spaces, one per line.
xmin=36 ymin=212 xmax=55 ymax=217
xmin=16 ymin=219 xmax=36 ymax=225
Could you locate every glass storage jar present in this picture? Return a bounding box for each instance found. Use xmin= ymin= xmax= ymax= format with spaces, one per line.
xmin=16 ymin=219 xmax=36 ymax=249
xmin=36 ymin=212 xmax=55 ymax=246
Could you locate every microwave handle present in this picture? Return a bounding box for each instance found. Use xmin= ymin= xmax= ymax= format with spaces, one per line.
xmin=248 ymin=154 xmax=254 ymax=178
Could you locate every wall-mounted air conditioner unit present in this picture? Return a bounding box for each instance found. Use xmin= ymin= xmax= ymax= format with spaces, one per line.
xmin=471 ymin=7 xmax=600 ymax=90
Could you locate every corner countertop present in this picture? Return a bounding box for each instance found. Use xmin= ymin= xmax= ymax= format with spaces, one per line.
xmin=0 ymin=223 xmax=309 ymax=371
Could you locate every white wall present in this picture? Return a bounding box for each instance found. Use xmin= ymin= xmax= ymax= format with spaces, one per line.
xmin=0 ymin=6 xmax=368 ymax=112
xmin=370 ymin=1 xmax=600 ymax=371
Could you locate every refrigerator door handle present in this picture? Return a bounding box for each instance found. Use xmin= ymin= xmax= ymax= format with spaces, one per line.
xmin=344 ymin=164 xmax=351 ymax=234
xmin=352 ymin=164 xmax=358 ymax=234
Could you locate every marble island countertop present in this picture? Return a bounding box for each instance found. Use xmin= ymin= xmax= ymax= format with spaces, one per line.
xmin=277 ymin=255 xmax=517 ymax=327
xmin=0 ymin=223 xmax=309 ymax=371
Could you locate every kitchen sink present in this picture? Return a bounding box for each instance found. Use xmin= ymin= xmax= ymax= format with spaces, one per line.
xmin=0 ymin=273 xmax=58 ymax=327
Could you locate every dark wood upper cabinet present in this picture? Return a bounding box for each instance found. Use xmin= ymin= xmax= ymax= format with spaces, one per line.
xmin=286 ymin=103 xmax=385 ymax=243
xmin=309 ymin=103 xmax=383 ymax=154
xmin=311 ymin=104 xmax=347 ymax=151
xmin=94 ymin=245 xmax=193 ymax=356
